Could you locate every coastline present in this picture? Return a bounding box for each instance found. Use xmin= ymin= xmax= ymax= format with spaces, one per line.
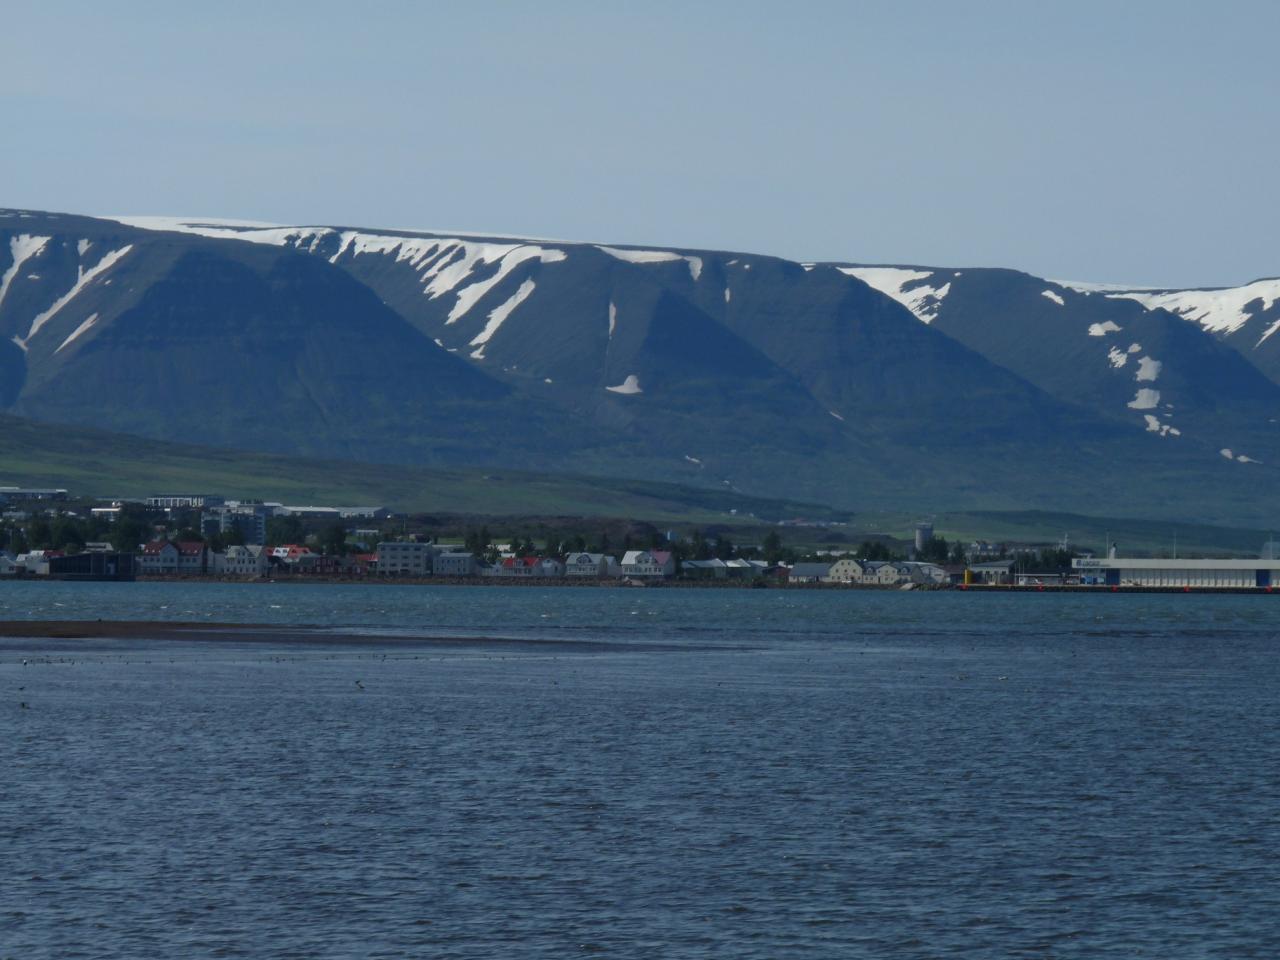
xmin=0 ymin=620 xmax=753 ymax=652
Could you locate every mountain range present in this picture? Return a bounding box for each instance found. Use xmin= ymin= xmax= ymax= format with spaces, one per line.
xmin=2 ymin=208 xmax=1278 ymax=527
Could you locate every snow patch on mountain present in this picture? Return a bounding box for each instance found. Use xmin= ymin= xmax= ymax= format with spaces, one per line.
xmin=13 ymin=244 xmax=131 ymax=351
xmin=839 ymin=267 xmax=951 ymax=323
xmin=596 ymin=245 xmax=702 ymax=282
xmin=1041 ymin=289 xmax=1065 ymax=306
xmin=444 ymin=246 xmax=565 ymax=324
xmin=76 ymin=239 xmax=91 ymax=257
xmin=1088 ymin=321 xmax=1122 ymax=337
xmin=1127 ymin=388 xmax=1160 ymax=410
xmin=469 ymin=278 xmax=537 ymax=355
xmin=0 ymin=234 xmax=51 ymax=313
xmin=1135 ymin=356 xmax=1162 ymax=382
xmin=1108 ymin=347 xmax=1128 ymax=368
xmin=1256 ymin=317 xmax=1280 ymax=347
xmin=55 ymin=313 xmax=98 ymax=353
xmin=606 ymin=374 xmax=642 ymax=395
xmin=1221 ymin=448 xmax=1259 ymax=463
xmin=1107 ymin=279 xmax=1280 ymax=335
xmin=1143 ymin=415 xmax=1179 ymax=437
xmin=608 ymin=301 xmax=617 ymax=338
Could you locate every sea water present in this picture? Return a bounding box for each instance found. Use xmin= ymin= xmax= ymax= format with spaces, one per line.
xmin=3 ymin=582 xmax=1279 ymax=957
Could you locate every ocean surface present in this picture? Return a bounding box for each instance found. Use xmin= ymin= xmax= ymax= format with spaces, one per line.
xmin=3 ymin=581 xmax=1279 ymax=958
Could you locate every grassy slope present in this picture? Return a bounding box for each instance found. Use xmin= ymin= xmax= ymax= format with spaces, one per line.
xmin=1 ymin=416 xmax=1268 ymax=554
xmin=0 ymin=415 xmax=843 ymax=523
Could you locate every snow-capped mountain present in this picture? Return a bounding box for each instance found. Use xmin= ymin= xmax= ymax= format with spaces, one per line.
xmin=841 ymin=264 xmax=1280 ymax=467
xmin=2 ymin=209 xmax=1277 ymax=524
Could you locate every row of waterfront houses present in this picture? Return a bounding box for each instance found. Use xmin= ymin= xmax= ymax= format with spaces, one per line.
xmin=2 ymin=541 xmax=966 ymax=585
xmin=788 ymin=559 xmax=952 ymax=586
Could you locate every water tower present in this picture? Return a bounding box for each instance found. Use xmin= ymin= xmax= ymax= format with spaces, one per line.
xmin=914 ymin=521 xmax=934 ymax=553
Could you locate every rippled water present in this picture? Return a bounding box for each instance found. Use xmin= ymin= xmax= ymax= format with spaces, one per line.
xmin=3 ymin=582 xmax=1280 ymax=957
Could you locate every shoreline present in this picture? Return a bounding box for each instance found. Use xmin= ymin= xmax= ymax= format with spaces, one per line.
xmin=0 ymin=620 xmax=753 ymax=652
xmin=13 ymin=574 xmax=1280 ymax=594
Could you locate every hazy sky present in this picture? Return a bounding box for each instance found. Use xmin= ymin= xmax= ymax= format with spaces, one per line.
xmin=4 ymin=1 xmax=1276 ymax=286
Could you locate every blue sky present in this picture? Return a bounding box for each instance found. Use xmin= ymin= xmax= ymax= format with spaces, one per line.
xmin=3 ymin=1 xmax=1276 ymax=286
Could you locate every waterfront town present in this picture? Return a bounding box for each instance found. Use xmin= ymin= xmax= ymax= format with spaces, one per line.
xmin=2 ymin=486 xmax=1280 ymax=590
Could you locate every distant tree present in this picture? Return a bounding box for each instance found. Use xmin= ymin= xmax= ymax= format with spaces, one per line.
xmin=51 ymin=516 xmax=86 ymax=552
xmin=690 ymin=529 xmax=711 ymax=561
xmin=858 ymin=540 xmax=892 ymax=561
xmin=1035 ymin=547 xmax=1075 ymax=572
xmin=266 ymin=516 xmax=305 ymax=546
xmin=27 ymin=517 xmax=53 ymax=550
xmin=321 ymin=523 xmax=349 ymax=556
xmin=112 ymin=516 xmax=150 ymax=553
xmin=713 ymin=536 xmax=735 ymax=561
xmin=762 ymin=530 xmax=783 ymax=564
xmin=176 ymin=528 xmax=204 ymax=543
xmin=9 ymin=528 xmax=28 ymax=555
xmin=222 ymin=525 xmax=246 ymax=547
xmin=949 ymin=541 xmax=968 ymax=565
xmin=918 ymin=536 xmax=950 ymax=565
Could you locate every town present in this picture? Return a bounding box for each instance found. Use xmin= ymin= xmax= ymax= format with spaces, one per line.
xmin=2 ymin=486 xmax=1280 ymax=590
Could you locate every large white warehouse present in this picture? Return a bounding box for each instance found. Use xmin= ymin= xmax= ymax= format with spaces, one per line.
xmin=1073 ymin=557 xmax=1280 ymax=588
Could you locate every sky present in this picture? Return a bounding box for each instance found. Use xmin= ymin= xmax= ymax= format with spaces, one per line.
xmin=3 ymin=0 xmax=1277 ymax=287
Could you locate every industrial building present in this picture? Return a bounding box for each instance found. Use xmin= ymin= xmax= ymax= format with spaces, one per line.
xmin=1073 ymin=556 xmax=1280 ymax=588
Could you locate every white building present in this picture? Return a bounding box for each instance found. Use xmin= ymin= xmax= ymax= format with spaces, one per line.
xmin=213 ymin=545 xmax=270 ymax=578
xmin=174 ymin=542 xmax=207 ymax=575
xmin=564 ymin=553 xmax=621 ymax=577
xmin=825 ymin=558 xmax=866 ymax=582
xmin=139 ymin=540 xmax=180 ymax=575
xmin=620 ymin=550 xmax=675 ymax=578
xmin=1073 ymin=556 xmax=1280 ymax=588
xmin=376 ymin=541 xmax=435 ymax=576
xmin=0 ymin=552 xmax=19 ymax=576
xmin=433 ymin=550 xmax=478 ymax=577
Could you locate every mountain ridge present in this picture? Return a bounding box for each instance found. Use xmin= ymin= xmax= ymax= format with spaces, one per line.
xmin=2 ymin=208 xmax=1278 ymax=526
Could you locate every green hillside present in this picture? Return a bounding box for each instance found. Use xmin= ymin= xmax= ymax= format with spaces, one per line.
xmin=0 ymin=414 xmax=845 ymax=523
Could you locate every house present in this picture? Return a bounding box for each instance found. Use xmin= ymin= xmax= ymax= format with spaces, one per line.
xmin=682 ymin=558 xmax=729 ymax=579
xmin=213 ymin=545 xmax=269 ymax=578
xmin=174 ymin=541 xmax=208 ymax=575
xmin=0 ymin=552 xmax=19 ymax=576
xmin=826 ymin=558 xmax=866 ymax=583
xmin=494 ymin=556 xmax=538 ymax=577
xmin=349 ymin=553 xmax=378 ymax=575
xmin=83 ymin=541 xmax=115 ymax=553
xmin=270 ymin=544 xmax=320 ymax=570
xmin=898 ymin=561 xmax=947 ymax=585
xmin=376 ymin=541 xmax=435 ymax=576
xmin=620 ymin=550 xmax=675 ymax=578
xmin=18 ymin=550 xmax=65 ymax=575
xmin=494 ymin=556 xmax=564 ymax=577
xmin=564 ymin=552 xmax=622 ymax=578
xmin=534 ymin=557 xmax=566 ymax=578
xmin=861 ymin=561 xmax=904 ymax=585
xmin=725 ymin=558 xmax=769 ymax=579
xmin=433 ymin=550 xmax=477 ymax=577
xmin=139 ymin=540 xmax=180 ymax=575
xmin=788 ymin=562 xmax=833 ymax=583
